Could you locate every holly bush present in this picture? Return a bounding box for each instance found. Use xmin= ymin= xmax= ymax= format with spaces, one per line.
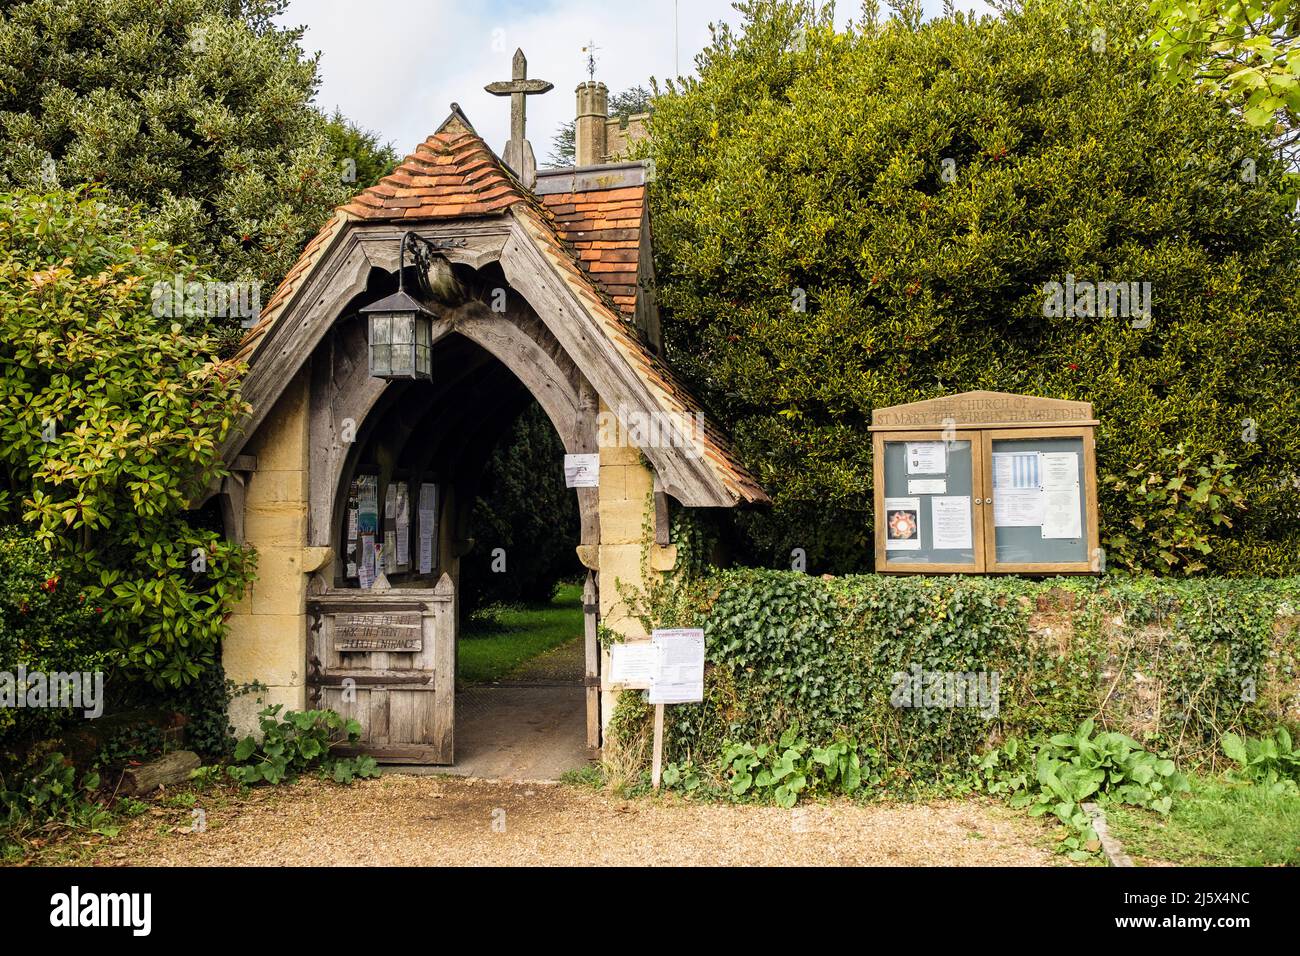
xmin=0 ymin=187 xmax=256 ymax=688
xmin=645 ymin=0 xmax=1300 ymax=573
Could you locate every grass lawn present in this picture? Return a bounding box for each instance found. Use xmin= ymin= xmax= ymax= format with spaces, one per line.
xmin=456 ymin=582 xmax=583 ymax=684
xmin=1105 ymin=775 xmax=1300 ymax=866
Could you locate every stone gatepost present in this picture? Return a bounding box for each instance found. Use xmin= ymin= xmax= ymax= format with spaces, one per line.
xmin=222 ymin=369 xmax=313 ymax=734
xmin=595 ymin=401 xmax=677 ymax=735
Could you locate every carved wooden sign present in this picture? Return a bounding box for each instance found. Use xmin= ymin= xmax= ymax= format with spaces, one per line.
xmin=334 ymin=611 xmax=423 ymax=652
xmin=870 ymin=391 xmax=1095 ymax=430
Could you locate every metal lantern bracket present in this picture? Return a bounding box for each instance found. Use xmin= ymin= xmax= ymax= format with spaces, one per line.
xmin=361 ymin=232 xmax=453 ymax=381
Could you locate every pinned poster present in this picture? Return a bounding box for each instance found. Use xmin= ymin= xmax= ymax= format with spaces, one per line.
xmin=648 ymin=628 xmax=705 ymax=704
xmin=394 ymin=483 xmax=410 ymax=568
xmin=609 ymin=641 xmax=657 ymax=689
xmin=931 ymin=496 xmax=972 ymax=550
xmin=1041 ymin=452 xmax=1082 ymax=538
xmin=357 ymin=533 xmax=375 ymax=589
xmin=417 ymin=483 xmax=437 ymax=575
xmin=994 ymin=489 xmax=1044 ymax=527
xmin=564 ymin=453 xmax=600 ymax=488
xmin=906 ymin=441 xmax=946 ymax=475
xmin=884 ymin=497 xmax=922 ymax=551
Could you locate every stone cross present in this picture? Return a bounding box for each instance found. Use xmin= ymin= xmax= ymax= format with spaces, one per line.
xmin=484 ymin=48 xmax=553 ymax=188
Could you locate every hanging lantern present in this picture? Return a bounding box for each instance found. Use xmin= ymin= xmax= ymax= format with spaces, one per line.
xmin=360 ymin=233 xmax=441 ymax=380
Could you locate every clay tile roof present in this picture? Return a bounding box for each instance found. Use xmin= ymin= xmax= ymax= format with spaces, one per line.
xmin=539 ymin=187 xmax=644 ymax=318
xmin=337 ymin=114 xmax=526 ymax=221
xmin=228 ymin=107 xmax=767 ymax=506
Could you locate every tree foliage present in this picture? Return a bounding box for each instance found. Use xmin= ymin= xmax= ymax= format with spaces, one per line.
xmin=460 ymin=402 xmax=580 ymax=614
xmin=1149 ymin=0 xmax=1300 ymax=168
xmin=646 ymin=0 xmax=1300 ymax=572
xmin=0 ymin=188 xmax=256 ymax=687
xmin=0 ymin=0 xmax=391 ymax=318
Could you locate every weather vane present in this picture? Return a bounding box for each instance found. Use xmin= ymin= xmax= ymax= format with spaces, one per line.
xmin=582 ymin=39 xmax=599 ymax=81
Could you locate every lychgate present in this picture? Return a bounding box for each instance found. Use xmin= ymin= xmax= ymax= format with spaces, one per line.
xmin=201 ymin=74 xmax=766 ymax=764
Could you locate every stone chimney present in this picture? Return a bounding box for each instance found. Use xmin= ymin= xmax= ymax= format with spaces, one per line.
xmin=574 ymin=81 xmax=608 ymax=167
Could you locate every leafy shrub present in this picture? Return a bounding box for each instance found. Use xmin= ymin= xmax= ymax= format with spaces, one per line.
xmin=1221 ymin=727 xmax=1300 ymax=793
xmin=974 ymin=720 xmax=1189 ymax=860
xmin=0 ymin=0 xmax=389 ymax=308
xmin=720 ymin=726 xmax=878 ymax=807
xmin=0 ymin=527 xmax=108 ymax=747
xmin=227 ymin=705 xmax=379 ymax=786
xmin=1103 ymin=445 xmax=1246 ymax=574
xmin=92 ymin=725 xmax=166 ymax=772
xmin=646 ymin=0 xmax=1300 ymax=572
xmin=0 ymin=188 xmax=257 ymax=688
xmin=0 ymin=752 xmax=114 ymax=855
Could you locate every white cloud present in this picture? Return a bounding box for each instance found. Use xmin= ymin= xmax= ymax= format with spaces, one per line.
xmin=281 ymin=0 xmax=991 ymax=164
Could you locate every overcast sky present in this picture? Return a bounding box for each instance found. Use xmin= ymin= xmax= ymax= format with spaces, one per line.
xmin=279 ymin=0 xmax=993 ymax=166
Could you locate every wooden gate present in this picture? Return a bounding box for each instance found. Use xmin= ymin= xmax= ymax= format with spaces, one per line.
xmin=306 ymin=574 xmax=456 ymax=763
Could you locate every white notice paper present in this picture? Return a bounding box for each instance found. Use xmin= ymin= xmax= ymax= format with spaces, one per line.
xmin=993 ymin=452 xmax=1041 ymax=490
xmin=564 ymin=453 xmax=600 ymax=488
xmin=1042 ymin=488 xmax=1082 ymax=538
xmin=1041 ymin=452 xmax=1079 ymax=490
xmin=394 ymin=483 xmax=410 ymax=567
xmin=609 ymin=642 xmax=657 ymax=689
xmin=1040 ymin=452 xmax=1082 ymax=538
xmin=417 ymin=483 xmax=437 ymax=575
xmin=906 ymin=442 xmax=947 ymax=475
xmin=931 ymin=496 xmax=972 ymax=550
xmin=994 ymin=489 xmax=1045 ymax=527
xmin=908 ymin=478 xmax=947 ymax=495
xmin=648 ymin=628 xmax=705 ymax=704
xmin=884 ymin=497 xmax=922 ymax=551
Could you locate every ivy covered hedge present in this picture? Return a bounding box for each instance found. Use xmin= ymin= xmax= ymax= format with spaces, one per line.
xmin=611 ymin=569 xmax=1300 ymax=783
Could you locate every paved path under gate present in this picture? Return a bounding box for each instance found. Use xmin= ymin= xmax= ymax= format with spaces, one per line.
xmin=433 ymin=683 xmax=591 ymax=782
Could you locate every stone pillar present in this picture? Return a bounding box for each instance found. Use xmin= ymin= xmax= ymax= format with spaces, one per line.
xmin=575 ymin=81 xmax=609 ymax=167
xmin=222 ymin=369 xmax=312 ymax=735
xmin=595 ymin=401 xmax=676 ymax=735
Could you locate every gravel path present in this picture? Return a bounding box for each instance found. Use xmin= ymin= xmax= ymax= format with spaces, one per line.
xmin=86 ymin=776 xmax=1065 ymax=866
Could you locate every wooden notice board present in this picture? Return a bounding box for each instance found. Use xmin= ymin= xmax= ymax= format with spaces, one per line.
xmin=869 ymin=391 xmax=1101 ymax=574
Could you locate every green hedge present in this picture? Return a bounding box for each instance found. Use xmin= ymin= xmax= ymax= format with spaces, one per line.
xmin=611 ymin=569 xmax=1300 ymax=782
xmin=645 ymin=0 xmax=1300 ymax=573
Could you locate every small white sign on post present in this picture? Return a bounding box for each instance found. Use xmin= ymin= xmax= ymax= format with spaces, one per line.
xmin=564 ymin=453 xmax=600 ymax=488
xmin=646 ymin=627 xmax=705 ymax=790
xmin=648 ymin=628 xmax=705 ymax=704
xmin=608 ymin=641 xmax=656 ymax=689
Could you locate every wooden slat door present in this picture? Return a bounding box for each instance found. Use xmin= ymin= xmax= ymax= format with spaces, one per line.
xmin=307 ymin=573 xmax=456 ymax=764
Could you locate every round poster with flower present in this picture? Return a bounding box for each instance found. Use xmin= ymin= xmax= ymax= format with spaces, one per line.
xmin=884 ymin=497 xmax=922 ymax=550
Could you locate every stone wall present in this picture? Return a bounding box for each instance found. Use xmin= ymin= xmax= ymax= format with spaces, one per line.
xmin=222 ymin=369 xmax=312 ymax=734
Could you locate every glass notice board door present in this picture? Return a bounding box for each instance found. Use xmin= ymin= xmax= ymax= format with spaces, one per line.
xmin=874 ymin=432 xmax=986 ymax=572
xmin=980 ymin=428 xmax=1099 ymax=573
